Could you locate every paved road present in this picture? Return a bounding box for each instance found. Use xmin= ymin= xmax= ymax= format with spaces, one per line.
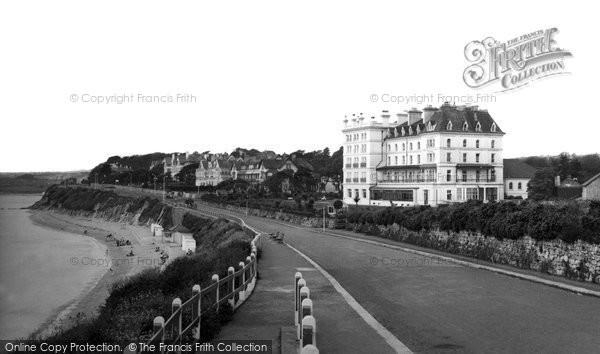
xmin=195 ymin=205 xmax=600 ymax=354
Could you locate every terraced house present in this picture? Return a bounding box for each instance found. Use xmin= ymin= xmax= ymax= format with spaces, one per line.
xmin=342 ymin=102 xmax=505 ymax=206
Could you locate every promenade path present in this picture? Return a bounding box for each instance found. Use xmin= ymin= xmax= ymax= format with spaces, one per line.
xmin=194 ymin=204 xmax=600 ymax=354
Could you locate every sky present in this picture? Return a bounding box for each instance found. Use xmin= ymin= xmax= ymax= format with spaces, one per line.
xmin=1 ymin=1 xmax=598 ymax=172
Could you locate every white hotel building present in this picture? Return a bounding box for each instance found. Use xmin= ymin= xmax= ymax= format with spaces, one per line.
xmin=342 ymin=103 xmax=504 ymax=206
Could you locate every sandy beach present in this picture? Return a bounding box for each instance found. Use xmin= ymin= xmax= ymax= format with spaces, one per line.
xmin=28 ymin=210 xmax=183 ymax=338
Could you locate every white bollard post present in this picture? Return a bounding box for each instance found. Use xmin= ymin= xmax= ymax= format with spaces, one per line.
xmin=228 ymin=266 xmax=235 ymax=308
xmin=294 ymin=272 xmax=302 ymax=329
xmin=301 ymin=344 xmax=319 ymax=354
xmin=301 ymin=316 xmax=317 ymax=350
xmin=301 ymin=298 xmax=313 ymax=320
xmin=153 ymin=316 xmax=165 ymax=344
xmin=171 ymin=298 xmax=182 ymax=342
xmin=296 ymin=278 xmax=306 ymax=339
xmin=212 ymin=274 xmax=220 ymax=312
xmin=192 ymin=285 xmax=201 ymax=340
xmin=238 ymin=261 xmax=246 ymax=301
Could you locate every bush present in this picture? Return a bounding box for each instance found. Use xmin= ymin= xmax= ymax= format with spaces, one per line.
xmin=344 ymin=200 xmax=600 ymax=244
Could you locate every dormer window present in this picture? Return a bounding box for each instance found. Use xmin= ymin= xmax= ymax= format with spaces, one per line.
xmin=491 ymin=123 xmax=497 ymax=132
xmin=475 ymin=122 xmax=482 ymax=132
xmin=462 ymin=122 xmax=469 ymax=131
xmin=416 ymin=125 xmax=421 ymax=134
xmin=446 ymin=121 xmax=452 ymax=130
xmin=409 ymin=127 xmax=413 ymax=135
xmin=427 ymin=121 xmax=434 ymax=131
xmin=401 ymin=127 xmax=406 ymax=136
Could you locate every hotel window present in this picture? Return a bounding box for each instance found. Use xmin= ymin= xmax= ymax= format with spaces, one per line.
xmin=476 ymin=140 xmax=480 ymax=148
xmin=446 ymin=170 xmax=451 ymax=182
xmin=518 ymin=182 xmax=522 ymax=190
xmin=410 ymin=156 xmax=413 ymax=164
xmin=491 ymin=170 xmax=496 ymax=181
xmin=463 ymin=139 xmax=467 ymax=147
xmin=395 ymin=144 xmax=398 ymax=151
xmin=387 ymin=157 xmax=391 ymax=165
xmin=447 ymin=139 xmax=451 ymax=148
xmin=387 ymin=144 xmax=391 ymax=151
xmin=462 ymin=170 xmax=467 ymax=181
xmin=447 ymin=190 xmax=452 ymax=200
xmin=509 ymin=182 xmax=513 ymax=190
xmin=362 ymin=189 xmax=367 ymax=198
xmin=354 ymin=189 xmax=359 ymax=198
xmin=491 ymin=140 xmax=495 ymax=148
xmin=417 ymin=155 xmax=421 ymax=164
xmin=347 ymin=188 xmax=352 ymax=197
xmin=402 ymin=156 xmax=406 ymax=164
xmin=447 ymin=152 xmax=451 ymax=162
xmin=476 ymin=170 xmax=480 ymax=182
xmin=417 ymin=142 xmax=421 ymax=149
xmin=361 ymin=171 xmax=366 ymax=180
xmin=410 ymin=143 xmax=413 ymax=150
xmin=402 ymin=143 xmax=405 ymax=151
xmin=463 ymin=153 xmax=467 ymax=163
xmin=361 ymin=144 xmax=366 ymax=152
xmin=476 ymin=153 xmax=480 ymax=163
xmin=491 ymin=153 xmax=495 ymax=163
xmin=394 ymin=156 xmax=398 ymax=165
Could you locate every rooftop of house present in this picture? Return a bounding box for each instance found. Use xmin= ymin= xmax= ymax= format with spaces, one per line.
xmin=503 ymin=159 xmax=537 ymax=179
xmin=388 ymin=104 xmax=503 ymax=137
xmin=583 ymin=172 xmax=600 ymax=187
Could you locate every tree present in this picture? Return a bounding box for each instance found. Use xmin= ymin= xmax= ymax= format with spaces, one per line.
xmin=175 ymin=163 xmax=199 ymax=185
xmin=333 ymin=200 xmax=343 ymax=210
xmin=527 ymin=168 xmax=556 ymax=200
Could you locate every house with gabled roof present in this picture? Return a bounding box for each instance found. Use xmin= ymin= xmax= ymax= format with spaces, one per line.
xmin=503 ymin=159 xmax=537 ymax=199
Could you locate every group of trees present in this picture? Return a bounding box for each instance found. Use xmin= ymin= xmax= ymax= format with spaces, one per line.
xmin=527 ymin=153 xmax=600 ymax=200
xmin=86 ymin=146 xmax=344 ymax=194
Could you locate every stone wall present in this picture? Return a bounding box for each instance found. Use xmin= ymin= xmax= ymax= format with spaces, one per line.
xmin=352 ymin=222 xmax=600 ymax=283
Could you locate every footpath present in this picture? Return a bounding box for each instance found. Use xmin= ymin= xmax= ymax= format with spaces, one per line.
xmin=214 ymin=235 xmax=399 ymax=354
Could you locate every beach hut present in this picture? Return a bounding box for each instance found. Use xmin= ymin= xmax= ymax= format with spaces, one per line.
xmin=181 ymin=235 xmax=196 ymax=252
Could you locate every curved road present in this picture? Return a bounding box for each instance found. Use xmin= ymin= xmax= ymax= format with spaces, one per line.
xmin=197 ymin=205 xmax=600 ymax=353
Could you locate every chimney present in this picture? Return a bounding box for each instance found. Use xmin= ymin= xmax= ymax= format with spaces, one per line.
xmin=422 ymin=105 xmax=437 ymax=124
xmin=343 ymin=115 xmax=348 ymax=127
xmin=396 ymin=113 xmax=408 ymax=125
xmin=359 ymin=113 xmax=365 ymax=124
xmin=407 ymin=108 xmax=422 ymax=125
xmin=351 ymin=113 xmax=358 ymax=125
xmin=381 ymin=110 xmax=390 ymax=125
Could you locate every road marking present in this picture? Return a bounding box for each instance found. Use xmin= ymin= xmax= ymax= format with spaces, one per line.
xmin=285 ymin=242 xmax=413 ymax=354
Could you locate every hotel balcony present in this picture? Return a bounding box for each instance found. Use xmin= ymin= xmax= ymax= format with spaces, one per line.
xmin=352 ymin=163 xmax=359 ymax=168
xmin=360 ymin=162 xmax=367 ymax=167
xmin=377 ymin=176 xmax=437 ymax=183
xmin=345 ymin=164 xmax=351 ymax=168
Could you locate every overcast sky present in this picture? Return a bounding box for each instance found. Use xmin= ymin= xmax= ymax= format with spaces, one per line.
xmin=1 ymin=1 xmax=598 ymax=172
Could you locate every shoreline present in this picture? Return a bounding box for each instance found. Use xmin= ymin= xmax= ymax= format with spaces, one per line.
xmin=28 ymin=209 xmax=171 ymax=338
